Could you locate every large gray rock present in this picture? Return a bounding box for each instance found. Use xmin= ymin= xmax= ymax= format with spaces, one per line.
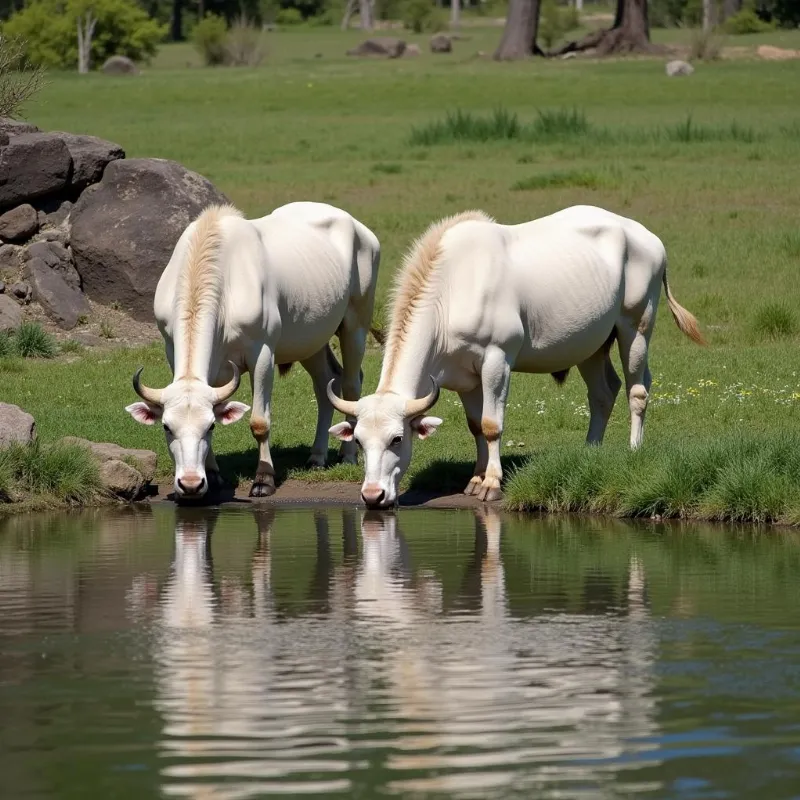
xmin=61 ymin=437 xmax=157 ymax=482
xmin=0 ymin=118 xmax=39 ymax=146
xmin=24 ymin=240 xmax=80 ymax=291
xmin=430 ymin=34 xmax=452 ymax=53
xmin=0 ymin=294 xmax=22 ymax=332
xmin=0 ymin=243 xmax=22 ymax=271
xmin=0 ymin=204 xmax=38 ymax=242
xmin=347 ymin=38 xmax=407 ymax=58
xmin=51 ymin=132 xmax=125 ymax=191
xmin=70 ymin=158 xmax=229 ymax=320
xmin=102 ymin=55 xmax=139 ymax=75
xmin=0 ymin=133 xmax=73 ymax=210
xmin=666 ymin=60 xmax=694 ymax=76
xmin=10 ymin=281 xmax=31 ymax=304
xmin=24 ymin=257 xmax=90 ymax=329
xmin=0 ymin=403 xmax=36 ymax=447
xmin=99 ymin=459 xmax=145 ymax=501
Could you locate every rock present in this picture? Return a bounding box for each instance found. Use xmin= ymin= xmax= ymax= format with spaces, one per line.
xmin=61 ymin=437 xmax=157 ymax=482
xmin=0 ymin=133 xmax=73 ymax=211
xmin=0 ymin=294 xmax=22 ymax=332
xmin=0 ymin=243 xmax=22 ymax=271
xmin=102 ymin=55 xmax=139 ymax=75
xmin=0 ymin=280 xmax=4 ymax=293
xmin=0 ymin=118 xmax=39 ymax=139
xmin=51 ymin=132 xmax=125 ymax=191
xmin=0 ymin=204 xmax=38 ymax=243
xmin=24 ymin=240 xmax=80 ymax=291
xmin=757 ymin=45 xmax=800 ymax=60
xmin=99 ymin=460 xmax=145 ymax=501
xmin=24 ymin=258 xmax=90 ymax=329
xmin=346 ymin=38 xmax=407 ymax=59
xmin=10 ymin=281 xmax=31 ymax=304
xmin=666 ymin=60 xmax=694 ymax=76
xmin=403 ymin=44 xmax=421 ymax=57
xmin=38 ymin=199 xmax=73 ymax=231
xmin=561 ymin=51 xmax=577 ymax=60
xmin=0 ymin=403 xmax=36 ymax=447
xmin=70 ymin=158 xmax=230 ymax=320
xmin=37 ymin=228 xmax=70 ymax=248
xmin=430 ymin=34 xmax=452 ymax=53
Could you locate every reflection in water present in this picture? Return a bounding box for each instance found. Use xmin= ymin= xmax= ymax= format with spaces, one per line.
xmin=142 ymin=506 xmax=659 ymax=798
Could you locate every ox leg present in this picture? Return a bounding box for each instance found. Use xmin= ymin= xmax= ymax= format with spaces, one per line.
xmin=459 ymin=385 xmax=489 ymax=496
xmin=477 ymin=347 xmax=512 ymax=503
xmin=577 ymin=344 xmax=622 ymax=445
xmin=617 ymin=319 xmax=654 ymax=450
xmin=248 ymin=345 xmax=278 ymax=498
xmin=337 ymin=321 xmax=368 ymax=465
xmin=301 ymin=346 xmax=338 ymax=469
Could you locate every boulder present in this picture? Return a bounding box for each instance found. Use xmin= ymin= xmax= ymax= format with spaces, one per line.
xmin=0 ymin=294 xmax=22 ymax=332
xmin=61 ymin=438 xmax=158 ymax=482
xmin=0 ymin=403 xmax=36 ymax=447
xmin=0 ymin=204 xmax=38 ymax=243
xmin=99 ymin=459 xmax=145 ymax=501
xmin=0 ymin=133 xmax=73 ymax=210
xmin=37 ymin=228 xmax=70 ymax=248
xmin=24 ymin=258 xmax=90 ymax=329
xmin=430 ymin=34 xmax=452 ymax=53
xmin=38 ymin=199 xmax=73 ymax=231
xmin=51 ymin=132 xmax=125 ymax=191
xmin=24 ymin=240 xmax=80 ymax=291
xmin=102 ymin=55 xmax=139 ymax=75
xmin=10 ymin=281 xmax=31 ymax=304
xmin=666 ymin=60 xmax=694 ymax=76
xmin=0 ymin=118 xmax=39 ymax=139
xmin=404 ymin=44 xmax=421 ymax=57
xmin=346 ymin=38 xmax=407 ymax=58
xmin=70 ymin=158 xmax=230 ymax=320
xmin=0 ymin=243 xmax=22 ymax=271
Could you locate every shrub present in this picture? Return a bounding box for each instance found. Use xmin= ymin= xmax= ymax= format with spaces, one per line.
xmin=13 ymin=322 xmax=57 ymax=358
xmin=402 ymin=0 xmax=436 ymax=32
xmin=0 ymin=33 xmax=46 ymax=118
xmin=276 ymin=7 xmax=304 ymax=25
xmin=724 ymin=8 xmax=774 ymax=33
xmin=752 ymin=301 xmax=797 ymax=340
xmin=192 ymin=13 xmax=228 ymax=66
xmin=224 ymin=17 xmax=268 ymax=66
xmin=689 ymin=27 xmax=725 ymax=61
xmin=538 ymin=0 xmax=581 ymax=50
xmin=3 ymin=0 xmax=166 ymax=71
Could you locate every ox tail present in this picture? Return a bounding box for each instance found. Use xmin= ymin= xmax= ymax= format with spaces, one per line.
xmin=370 ymin=325 xmax=386 ymax=348
xmin=662 ymin=267 xmax=706 ymax=346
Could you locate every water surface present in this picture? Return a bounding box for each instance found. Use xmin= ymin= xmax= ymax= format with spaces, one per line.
xmin=2 ymin=505 xmax=800 ymax=798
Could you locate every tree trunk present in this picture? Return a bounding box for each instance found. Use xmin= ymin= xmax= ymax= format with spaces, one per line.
xmin=702 ymin=0 xmax=714 ymax=31
xmin=451 ymin=0 xmax=461 ymax=28
xmin=341 ymin=0 xmax=355 ymax=29
xmin=171 ymin=0 xmax=183 ymax=41
xmin=493 ymin=0 xmax=543 ymax=60
xmin=549 ymin=0 xmax=662 ymax=57
xmin=76 ymin=12 xmax=97 ymax=74
xmin=359 ymin=0 xmax=374 ymax=29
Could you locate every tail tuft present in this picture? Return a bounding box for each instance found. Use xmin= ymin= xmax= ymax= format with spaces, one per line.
xmin=663 ymin=269 xmax=706 ymax=346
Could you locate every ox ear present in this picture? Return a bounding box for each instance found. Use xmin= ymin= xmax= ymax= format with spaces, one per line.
xmin=411 ymin=416 xmax=443 ymax=440
xmin=125 ymin=402 xmax=162 ymax=425
xmin=329 ymin=421 xmax=354 ymax=442
xmin=214 ymin=401 xmax=250 ymax=426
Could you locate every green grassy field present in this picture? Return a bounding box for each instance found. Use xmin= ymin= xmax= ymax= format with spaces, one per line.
xmin=4 ymin=26 xmax=800 ymax=519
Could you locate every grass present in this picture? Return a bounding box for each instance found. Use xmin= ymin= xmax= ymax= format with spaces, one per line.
xmin=0 ymin=323 xmax=57 ymax=359
xmin=3 ymin=27 xmax=800 ymax=522
xmin=751 ymin=301 xmax=797 ymax=341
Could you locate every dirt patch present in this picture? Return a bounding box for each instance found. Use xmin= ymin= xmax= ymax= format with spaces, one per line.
xmin=146 ymin=478 xmax=492 ymax=510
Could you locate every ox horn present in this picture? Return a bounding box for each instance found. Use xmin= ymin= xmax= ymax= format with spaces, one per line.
xmin=210 ymin=361 xmax=241 ymax=404
xmin=326 ymin=379 xmax=358 ymax=418
xmin=404 ymin=376 xmax=440 ymax=418
xmin=132 ymin=367 xmax=164 ymax=406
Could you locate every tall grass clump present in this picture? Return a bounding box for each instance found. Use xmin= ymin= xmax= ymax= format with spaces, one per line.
xmin=751 ymin=300 xmax=797 ymax=340
xmin=409 ymin=108 xmax=522 ymax=146
xmin=0 ymin=440 xmax=101 ymax=505
xmin=663 ymin=114 xmax=758 ymax=144
xmin=511 ymin=168 xmax=613 ymax=191
xmin=689 ymin=27 xmax=725 ymax=61
xmin=224 ymin=16 xmax=268 ymax=67
xmin=504 ymin=434 xmax=800 ymax=526
xmin=192 ymin=14 xmax=228 ymax=66
xmin=530 ymin=107 xmax=591 ymax=141
xmin=11 ymin=322 xmax=57 ymax=358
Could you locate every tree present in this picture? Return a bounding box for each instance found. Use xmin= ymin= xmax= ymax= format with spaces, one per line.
xmin=76 ymin=8 xmax=97 ymax=73
xmin=451 ymin=0 xmax=460 ymax=27
xmin=550 ymin=0 xmax=663 ymax=56
xmin=0 ymin=34 xmax=45 ymax=118
xmin=493 ymin=0 xmax=544 ymax=60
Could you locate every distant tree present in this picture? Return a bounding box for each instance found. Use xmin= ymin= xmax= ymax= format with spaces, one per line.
xmin=550 ymin=0 xmax=662 ymax=56
xmin=493 ymin=0 xmax=543 ymax=59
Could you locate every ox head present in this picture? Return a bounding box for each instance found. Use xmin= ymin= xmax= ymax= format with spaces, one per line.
xmin=326 ymin=378 xmax=442 ymax=510
xmin=125 ymin=362 xmax=250 ymax=498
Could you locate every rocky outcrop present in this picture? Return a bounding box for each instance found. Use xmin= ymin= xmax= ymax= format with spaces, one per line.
xmin=0 ymin=204 xmax=38 ymax=242
xmin=0 ymin=294 xmax=22 ymax=332
xmin=51 ymin=132 xmax=125 ymax=191
xmin=0 ymin=133 xmax=72 ymax=210
xmin=347 ymin=38 xmax=407 ymax=58
xmin=70 ymin=158 xmax=229 ymax=320
xmin=430 ymin=34 xmax=453 ymax=53
xmin=0 ymin=403 xmax=36 ymax=447
xmin=102 ymin=55 xmax=139 ymax=74
xmin=24 ymin=257 xmax=90 ymax=329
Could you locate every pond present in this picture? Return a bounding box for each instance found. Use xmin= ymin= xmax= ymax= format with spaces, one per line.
xmin=2 ymin=505 xmax=800 ymax=798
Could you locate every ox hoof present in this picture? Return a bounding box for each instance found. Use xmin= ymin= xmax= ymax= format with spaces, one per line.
xmin=463 ymin=477 xmax=483 ymax=497
xmin=305 ymin=456 xmax=327 ymax=470
xmin=477 ymin=482 xmax=503 ymax=503
xmin=250 ymin=476 xmax=276 ymax=498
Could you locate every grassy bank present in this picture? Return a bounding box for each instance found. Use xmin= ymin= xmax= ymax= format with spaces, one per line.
xmin=5 ymin=28 xmax=800 ymax=522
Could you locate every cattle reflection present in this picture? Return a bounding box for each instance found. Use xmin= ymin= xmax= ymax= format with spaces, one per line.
xmin=147 ymin=506 xmax=659 ymax=798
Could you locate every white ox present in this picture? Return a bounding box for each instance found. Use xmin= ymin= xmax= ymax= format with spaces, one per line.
xmin=125 ymin=201 xmax=381 ymax=499
xmin=327 ymin=204 xmax=704 ymax=509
